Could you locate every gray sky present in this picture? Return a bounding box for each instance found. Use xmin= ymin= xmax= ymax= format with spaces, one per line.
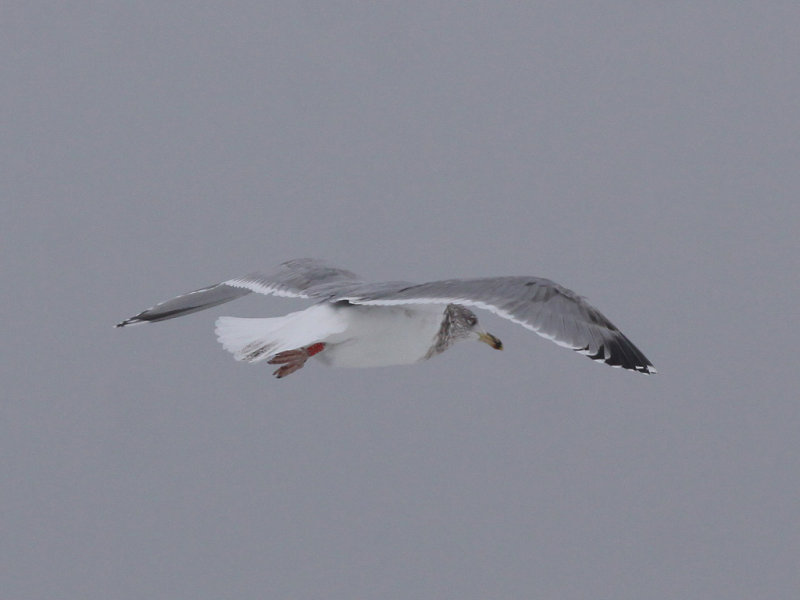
xmin=3 ymin=3 xmax=799 ymax=599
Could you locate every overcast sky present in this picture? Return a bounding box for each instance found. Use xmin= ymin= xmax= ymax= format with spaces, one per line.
xmin=3 ymin=3 xmax=799 ymax=599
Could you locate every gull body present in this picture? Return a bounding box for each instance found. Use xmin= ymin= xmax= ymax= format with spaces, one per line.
xmin=215 ymin=303 xmax=455 ymax=368
xmin=314 ymin=304 xmax=452 ymax=368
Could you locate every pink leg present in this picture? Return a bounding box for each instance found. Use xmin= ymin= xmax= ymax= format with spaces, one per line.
xmin=268 ymin=343 xmax=326 ymax=378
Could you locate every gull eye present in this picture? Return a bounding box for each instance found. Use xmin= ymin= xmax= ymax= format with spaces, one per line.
xmin=467 ymin=315 xmax=477 ymax=327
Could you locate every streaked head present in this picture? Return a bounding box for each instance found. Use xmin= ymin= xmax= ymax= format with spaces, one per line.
xmin=444 ymin=304 xmax=503 ymax=350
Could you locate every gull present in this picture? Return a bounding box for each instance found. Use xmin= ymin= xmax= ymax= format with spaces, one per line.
xmin=116 ymin=258 xmax=656 ymax=378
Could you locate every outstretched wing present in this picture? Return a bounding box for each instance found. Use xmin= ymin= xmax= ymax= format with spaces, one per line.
xmin=337 ymin=276 xmax=656 ymax=374
xmin=115 ymin=259 xmax=362 ymax=327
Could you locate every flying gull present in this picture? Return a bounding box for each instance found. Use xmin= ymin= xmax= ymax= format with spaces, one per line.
xmin=116 ymin=258 xmax=656 ymax=378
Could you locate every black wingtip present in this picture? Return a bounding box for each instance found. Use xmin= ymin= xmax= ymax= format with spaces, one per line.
xmin=628 ymin=363 xmax=657 ymax=374
xmin=115 ymin=317 xmax=141 ymax=328
xmin=580 ymin=341 xmax=657 ymax=374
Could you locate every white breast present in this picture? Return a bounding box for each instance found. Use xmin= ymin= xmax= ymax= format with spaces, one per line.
xmin=318 ymin=304 xmax=447 ymax=368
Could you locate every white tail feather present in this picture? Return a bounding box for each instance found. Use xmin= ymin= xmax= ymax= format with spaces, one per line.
xmin=214 ymin=305 xmax=347 ymax=363
xmin=215 ymin=316 xmax=287 ymax=362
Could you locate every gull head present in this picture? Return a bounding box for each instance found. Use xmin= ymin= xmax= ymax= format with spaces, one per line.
xmin=445 ymin=304 xmax=503 ymax=350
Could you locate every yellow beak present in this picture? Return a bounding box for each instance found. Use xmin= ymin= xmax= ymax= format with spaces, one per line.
xmin=478 ymin=331 xmax=503 ymax=350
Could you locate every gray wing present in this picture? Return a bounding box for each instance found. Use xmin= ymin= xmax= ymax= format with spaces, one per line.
xmin=337 ymin=277 xmax=656 ymax=374
xmin=115 ymin=258 xmax=362 ymax=327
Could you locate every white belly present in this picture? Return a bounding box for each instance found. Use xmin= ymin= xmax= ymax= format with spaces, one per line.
xmin=318 ymin=304 xmax=446 ymax=368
